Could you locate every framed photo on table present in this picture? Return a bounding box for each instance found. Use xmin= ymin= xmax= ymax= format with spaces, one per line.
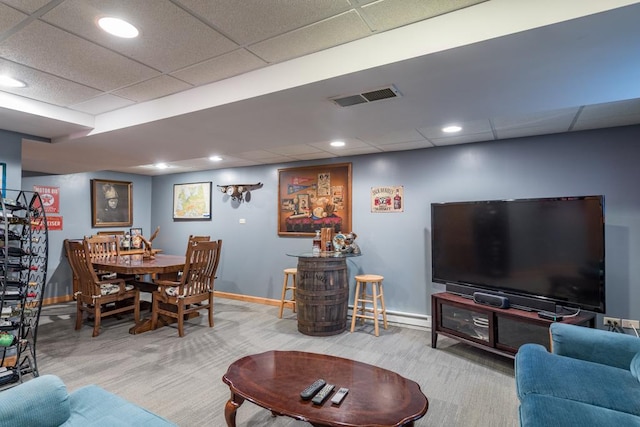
xmin=278 ymin=163 xmax=351 ymax=237
xmin=91 ymin=179 xmax=132 ymax=227
xmin=173 ymin=181 xmax=212 ymax=220
xmin=130 ymin=227 xmax=143 ymax=249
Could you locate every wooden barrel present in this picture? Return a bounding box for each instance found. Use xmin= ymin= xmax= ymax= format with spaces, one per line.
xmin=296 ymin=257 xmax=349 ymax=336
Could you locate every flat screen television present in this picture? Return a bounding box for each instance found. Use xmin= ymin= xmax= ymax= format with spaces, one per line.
xmin=431 ymin=196 xmax=605 ymax=313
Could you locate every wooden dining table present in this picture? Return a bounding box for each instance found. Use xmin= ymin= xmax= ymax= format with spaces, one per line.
xmin=92 ymin=254 xmax=186 ymax=334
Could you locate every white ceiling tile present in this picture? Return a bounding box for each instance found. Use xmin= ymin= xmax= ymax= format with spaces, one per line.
xmin=69 ymin=94 xmax=135 ymax=115
xmin=248 ymin=11 xmax=371 ymax=63
xmin=431 ymin=131 xmax=495 ymax=146
xmin=269 ymin=144 xmax=324 ymax=156
xmin=365 ymin=129 xmax=427 ymax=145
xmin=0 ymin=20 xmax=160 ymax=90
xmin=178 ymin=0 xmax=352 ymax=45
xmin=0 ymin=3 xmax=27 ymax=32
xmin=171 ymin=49 xmax=266 ymax=86
xmin=113 ymin=75 xmax=193 ymax=102
xmin=233 ymin=150 xmax=293 ymax=162
xmin=492 ymin=108 xmax=578 ymax=139
xmin=307 ymin=137 xmax=370 ymax=151
xmin=290 ymin=152 xmax=338 ymax=161
xmin=361 ymin=0 xmax=486 ymax=31
xmin=0 ymin=58 xmax=102 ymax=106
xmin=418 ymin=119 xmax=492 ymax=139
xmin=41 ymin=0 xmax=238 ymax=73
xmin=573 ymin=98 xmax=640 ymax=131
xmin=378 ymin=140 xmax=435 ymax=151
xmin=0 ymin=0 xmax=50 ymax=14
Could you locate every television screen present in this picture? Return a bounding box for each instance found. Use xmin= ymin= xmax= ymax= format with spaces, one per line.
xmin=431 ymin=196 xmax=605 ymax=313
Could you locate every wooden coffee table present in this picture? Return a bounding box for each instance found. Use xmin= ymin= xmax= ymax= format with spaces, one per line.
xmin=222 ymin=351 xmax=428 ymax=426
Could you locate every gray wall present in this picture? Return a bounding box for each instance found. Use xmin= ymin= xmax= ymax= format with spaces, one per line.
xmin=21 ymin=171 xmax=153 ymax=300
xmin=0 ymin=130 xmax=23 ymax=190
xmin=20 ymin=125 xmax=640 ymax=322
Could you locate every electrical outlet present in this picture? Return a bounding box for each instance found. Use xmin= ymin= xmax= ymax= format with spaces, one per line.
xmin=622 ymin=319 xmax=640 ymax=329
xmin=603 ymin=316 xmax=621 ymax=326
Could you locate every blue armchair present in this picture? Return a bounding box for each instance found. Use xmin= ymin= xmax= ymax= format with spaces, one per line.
xmin=515 ymin=323 xmax=640 ymax=427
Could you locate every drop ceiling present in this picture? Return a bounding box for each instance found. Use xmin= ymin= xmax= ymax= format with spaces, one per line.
xmin=1 ymin=0 xmax=639 ymax=176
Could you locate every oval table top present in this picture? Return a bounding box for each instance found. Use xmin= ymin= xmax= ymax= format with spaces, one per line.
xmin=222 ymin=350 xmax=428 ymax=427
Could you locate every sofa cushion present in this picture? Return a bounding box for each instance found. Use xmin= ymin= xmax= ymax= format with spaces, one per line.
xmin=632 ymin=352 xmax=640 ymax=383
xmin=0 ymin=375 xmax=70 ymax=427
xmin=516 ymin=344 xmax=640 ymax=416
xmin=63 ymin=384 xmax=176 ymax=426
xmin=520 ymin=394 xmax=640 ymax=427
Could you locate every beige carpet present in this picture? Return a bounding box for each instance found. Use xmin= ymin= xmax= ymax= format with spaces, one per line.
xmin=34 ymin=298 xmax=519 ymax=426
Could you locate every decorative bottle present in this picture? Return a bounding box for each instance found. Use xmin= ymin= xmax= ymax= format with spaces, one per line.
xmin=394 ymin=189 xmax=402 ymax=210
xmin=312 ymin=230 xmax=322 ymax=255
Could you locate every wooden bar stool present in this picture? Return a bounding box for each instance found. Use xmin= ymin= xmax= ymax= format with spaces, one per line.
xmin=278 ymin=268 xmax=297 ymax=318
xmin=350 ymin=274 xmax=388 ymax=336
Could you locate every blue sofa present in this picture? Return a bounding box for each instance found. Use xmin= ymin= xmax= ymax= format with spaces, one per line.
xmin=515 ymin=323 xmax=640 ymax=426
xmin=0 ymin=374 xmax=176 ymax=426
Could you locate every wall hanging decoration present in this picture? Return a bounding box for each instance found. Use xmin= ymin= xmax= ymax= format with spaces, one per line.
xmin=216 ymin=182 xmax=262 ymax=202
xmin=173 ymin=181 xmax=211 ymax=220
xmin=371 ymin=185 xmax=404 ymax=213
xmin=91 ymin=179 xmax=132 ymax=227
xmin=278 ymin=163 xmax=351 ymax=237
xmin=0 ymin=163 xmax=5 ymax=198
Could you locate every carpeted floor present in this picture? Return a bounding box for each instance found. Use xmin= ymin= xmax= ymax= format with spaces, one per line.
xmin=33 ymin=298 xmax=519 ymax=426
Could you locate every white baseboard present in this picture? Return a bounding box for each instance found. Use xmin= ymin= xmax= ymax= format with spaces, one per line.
xmin=348 ymin=306 xmax=431 ymax=330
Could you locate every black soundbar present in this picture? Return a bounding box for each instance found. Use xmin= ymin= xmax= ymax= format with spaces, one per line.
xmin=445 ymin=283 xmax=557 ymax=312
xmin=473 ymin=292 xmax=510 ymax=309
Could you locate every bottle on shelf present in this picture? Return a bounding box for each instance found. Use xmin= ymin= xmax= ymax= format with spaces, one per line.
xmin=312 ymin=230 xmax=322 ymax=255
xmin=0 ymin=247 xmax=31 ymax=257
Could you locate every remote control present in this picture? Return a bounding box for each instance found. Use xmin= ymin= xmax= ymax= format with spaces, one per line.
xmin=300 ymin=379 xmax=326 ymax=400
xmin=311 ymin=384 xmax=334 ymax=405
xmin=330 ymin=387 xmax=349 ymax=405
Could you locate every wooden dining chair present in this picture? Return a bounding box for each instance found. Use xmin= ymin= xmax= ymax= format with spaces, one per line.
xmin=64 ymin=239 xmax=140 ymax=337
xmin=152 ymin=240 xmax=222 ymax=337
xmin=186 ymin=235 xmax=210 ymax=254
xmin=84 ymin=234 xmax=136 ymax=282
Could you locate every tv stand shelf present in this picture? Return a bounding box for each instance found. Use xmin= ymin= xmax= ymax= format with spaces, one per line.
xmin=431 ymin=292 xmax=595 ymax=358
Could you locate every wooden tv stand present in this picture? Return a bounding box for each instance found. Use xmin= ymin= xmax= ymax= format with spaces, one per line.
xmin=431 ymin=292 xmax=595 ymax=359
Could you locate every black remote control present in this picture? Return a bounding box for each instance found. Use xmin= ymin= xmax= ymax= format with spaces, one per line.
xmin=311 ymin=384 xmax=334 ymax=405
xmin=331 ymin=387 xmax=349 ymax=405
xmin=300 ymin=379 xmax=326 ymax=400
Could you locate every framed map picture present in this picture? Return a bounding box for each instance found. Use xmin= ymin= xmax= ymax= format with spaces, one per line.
xmin=173 ymin=182 xmax=212 ymax=220
xmin=278 ymin=163 xmax=352 ymax=237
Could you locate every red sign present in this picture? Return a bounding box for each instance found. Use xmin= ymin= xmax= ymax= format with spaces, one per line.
xmin=45 ymin=216 xmax=63 ymax=231
xmin=32 ymin=185 xmax=60 ymax=213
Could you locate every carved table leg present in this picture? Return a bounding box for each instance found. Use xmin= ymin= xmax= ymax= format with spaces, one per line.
xmin=224 ymin=392 xmax=245 ymax=427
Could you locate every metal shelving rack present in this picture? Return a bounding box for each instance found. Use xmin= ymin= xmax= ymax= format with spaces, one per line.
xmin=0 ymin=189 xmax=48 ymax=388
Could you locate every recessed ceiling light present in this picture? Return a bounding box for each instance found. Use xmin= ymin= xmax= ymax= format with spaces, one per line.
xmin=209 ymin=156 xmax=223 ymax=161
xmin=442 ymin=125 xmax=462 ymax=133
xmin=0 ymin=75 xmax=26 ymax=88
xmin=98 ymin=17 xmax=139 ymax=38
xmin=330 ymin=141 xmax=346 ymax=147
xmin=154 ymin=163 xmax=169 ymax=169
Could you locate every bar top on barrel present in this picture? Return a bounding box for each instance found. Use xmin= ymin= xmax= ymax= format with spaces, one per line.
xmin=286 ymin=251 xmax=361 ymax=258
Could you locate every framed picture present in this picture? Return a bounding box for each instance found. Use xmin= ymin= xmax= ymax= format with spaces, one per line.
xmin=91 ymin=179 xmax=132 ymax=227
xmin=0 ymin=163 xmax=5 ymax=198
xmin=130 ymin=228 xmax=143 ymax=249
xmin=278 ymin=163 xmax=352 ymax=237
xmin=173 ymin=181 xmax=212 ymax=220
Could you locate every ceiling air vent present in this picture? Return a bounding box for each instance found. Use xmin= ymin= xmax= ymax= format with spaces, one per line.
xmin=331 ymin=85 xmax=401 ymax=107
